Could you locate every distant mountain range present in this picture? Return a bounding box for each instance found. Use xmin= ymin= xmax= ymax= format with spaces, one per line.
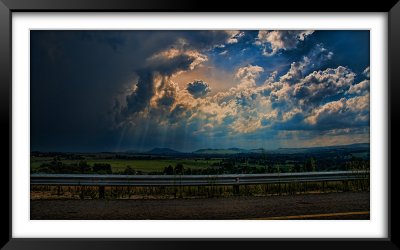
xmin=269 ymin=143 xmax=369 ymax=154
xmin=137 ymin=143 xmax=369 ymax=156
xmin=145 ymin=147 xmax=183 ymax=155
xmin=194 ymin=148 xmax=248 ymax=154
xmin=193 ymin=148 xmax=272 ymax=154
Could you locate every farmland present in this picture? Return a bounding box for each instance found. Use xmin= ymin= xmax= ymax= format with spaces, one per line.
xmin=31 ymin=156 xmax=220 ymax=173
xmin=31 ymin=143 xmax=370 ymax=175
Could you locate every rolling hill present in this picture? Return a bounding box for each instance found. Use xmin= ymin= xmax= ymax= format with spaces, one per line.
xmin=145 ymin=147 xmax=183 ymax=155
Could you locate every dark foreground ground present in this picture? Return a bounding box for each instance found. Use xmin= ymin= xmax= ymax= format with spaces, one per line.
xmin=31 ymin=191 xmax=369 ymax=220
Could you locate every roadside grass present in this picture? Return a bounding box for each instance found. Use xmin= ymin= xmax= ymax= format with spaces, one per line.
xmin=31 ymin=178 xmax=369 ymax=200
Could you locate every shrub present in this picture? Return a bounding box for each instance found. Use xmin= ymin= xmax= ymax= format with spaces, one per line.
xmin=122 ymin=166 xmax=136 ymax=175
xmin=93 ymin=163 xmax=112 ymax=174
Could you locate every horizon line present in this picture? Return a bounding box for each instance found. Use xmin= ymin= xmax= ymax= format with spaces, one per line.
xmin=30 ymin=142 xmax=370 ymax=154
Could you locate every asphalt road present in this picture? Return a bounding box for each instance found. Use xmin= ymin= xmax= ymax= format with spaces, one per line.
xmin=30 ymin=191 xmax=369 ymax=220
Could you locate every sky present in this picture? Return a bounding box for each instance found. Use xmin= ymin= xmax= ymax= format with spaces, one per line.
xmin=30 ymin=30 xmax=370 ymax=152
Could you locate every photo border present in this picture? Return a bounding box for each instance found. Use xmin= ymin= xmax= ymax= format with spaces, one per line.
xmin=1 ymin=0 xmax=399 ymax=249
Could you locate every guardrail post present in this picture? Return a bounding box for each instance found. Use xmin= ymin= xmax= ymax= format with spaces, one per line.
xmin=233 ymin=177 xmax=240 ymax=195
xmin=80 ymin=186 xmax=84 ymax=200
xmin=343 ymin=180 xmax=349 ymax=192
xmin=233 ymin=184 xmax=239 ymax=195
xmin=278 ymin=182 xmax=281 ymax=195
xmin=99 ymin=186 xmax=105 ymax=199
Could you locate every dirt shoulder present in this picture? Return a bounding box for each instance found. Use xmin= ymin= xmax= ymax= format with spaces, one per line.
xmin=31 ymin=191 xmax=370 ymax=220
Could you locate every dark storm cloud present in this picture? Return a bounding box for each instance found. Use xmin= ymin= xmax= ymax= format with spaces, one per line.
xmin=157 ymin=88 xmax=176 ymax=107
xmin=186 ymin=80 xmax=211 ymax=98
xmin=30 ymin=31 xmax=197 ymax=151
xmin=110 ymin=31 xmax=234 ymax=125
xmin=168 ymin=104 xmax=192 ymax=125
xmin=121 ymin=71 xmax=155 ymax=116
xmin=115 ymin=50 xmax=206 ymax=123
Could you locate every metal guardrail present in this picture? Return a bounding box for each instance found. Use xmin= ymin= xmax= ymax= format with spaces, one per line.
xmin=31 ymin=171 xmax=369 ymax=187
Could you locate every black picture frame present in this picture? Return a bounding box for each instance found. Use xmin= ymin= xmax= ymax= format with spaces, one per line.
xmin=1 ymin=0 xmax=399 ymax=249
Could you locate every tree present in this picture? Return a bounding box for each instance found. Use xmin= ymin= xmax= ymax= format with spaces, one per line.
xmin=164 ymin=165 xmax=174 ymax=175
xmin=123 ymin=166 xmax=136 ymax=175
xmin=50 ymin=158 xmax=62 ymax=167
xmin=93 ymin=163 xmax=112 ymax=174
xmin=78 ymin=161 xmax=91 ymax=174
xmin=184 ymin=167 xmax=192 ymax=175
xmin=294 ymin=163 xmax=302 ymax=172
xmin=175 ymin=163 xmax=184 ymax=175
xmin=304 ymin=157 xmax=317 ymax=172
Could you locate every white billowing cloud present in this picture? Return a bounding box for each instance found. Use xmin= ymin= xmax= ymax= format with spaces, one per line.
xmin=225 ymin=31 xmax=245 ymax=44
xmin=305 ymin=98 xmax=348 ymax=125
xmin=363 ymin=66 xmax=370 ymax=78
xmin=292 ymin=66 xmax=356 ymax=106
xmin=254 ymin=65 xmax=366 ymax=131
xmin=346 ymin=80 xmax=369 ymax=95
xmin=265 ymin=71 xmax=278 ymax=84
xmin=305 ymin=94 xmax=369 ymax=127
xmin=129 ymin=63 xmax=368 ymax=135
xmin=256 ymin=30 xmax=314 ymax=56
xmin=262 ymin=66 xmax=356 ymax=113
xmin=279 ymin=44 xmax=333 ymax=84
xmin=279 ymin=59 xmax=308 ymax=84
xmin=186 ymin=80 xmax=211 ymax=98
xmin=306 ymin=43 xmax=334 ymax=66
xmin=115 ymin=34 xmax=369 ymax=143
xmin=235 ymin=65 xmax=264 ymax=89
xmin=193 ymin=64 xmax=364 ymax=134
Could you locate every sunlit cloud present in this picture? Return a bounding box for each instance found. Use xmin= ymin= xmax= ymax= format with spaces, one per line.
xmin=363 ymin=66 xmax=370 ymax=78
xmin=255 ymin=30 xmax=314 ymax=56
xmin=235 ymin=65 xmax=264 ymax=89
xmin=225 ymin=31 xmax=245 ymax=44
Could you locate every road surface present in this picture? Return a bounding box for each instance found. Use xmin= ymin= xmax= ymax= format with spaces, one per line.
xmin=30 ymin=191 xmax=369 ymax=220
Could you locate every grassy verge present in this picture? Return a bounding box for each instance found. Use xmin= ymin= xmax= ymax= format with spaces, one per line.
xmin=31 ymin=179 xmax=369 ymax=200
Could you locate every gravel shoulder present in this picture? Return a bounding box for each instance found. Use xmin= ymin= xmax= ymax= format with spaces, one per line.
xmin=31 ymin=191 xmax=370 ymax=220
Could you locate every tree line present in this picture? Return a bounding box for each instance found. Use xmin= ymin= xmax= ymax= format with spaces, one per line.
xmin=33 ymin=156 xmax=369 ymax=175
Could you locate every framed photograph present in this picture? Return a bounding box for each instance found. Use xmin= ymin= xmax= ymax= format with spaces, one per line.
xmin=1 ymin=0 xmax=398 ymax=249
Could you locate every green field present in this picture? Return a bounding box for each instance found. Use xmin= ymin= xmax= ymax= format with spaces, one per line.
xmin=351 ymin=152 xmax=369 ymax=159
xmin=31 ymin=157 xmax=221 ymax=173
